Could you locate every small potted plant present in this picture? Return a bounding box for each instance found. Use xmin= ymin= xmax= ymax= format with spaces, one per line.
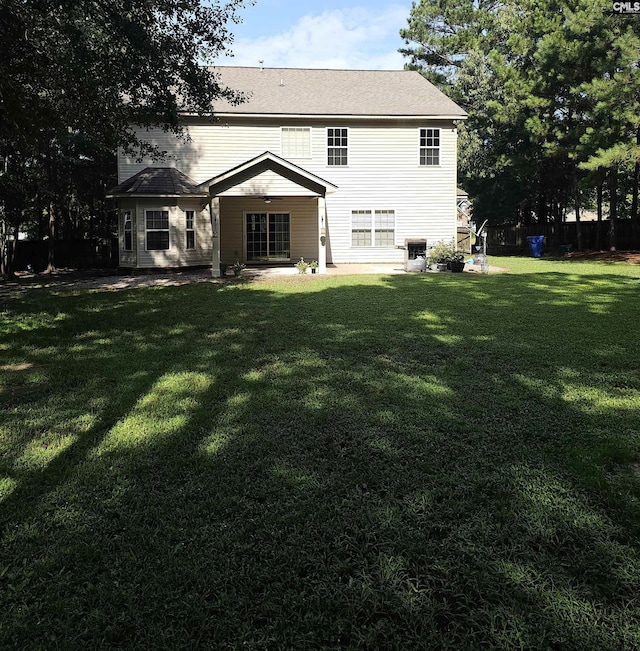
xmin=430 ymin=240 xmax=456 ymax=272
xmin=448 ymin=251 xmax=466 ymax=273
xmin=294 ymin=257 xmax=309 ymax=274
xmin=309 ymin=260 xmax=319 ymax=274
xmin=232 ymin=260 xmax=245 ymax=277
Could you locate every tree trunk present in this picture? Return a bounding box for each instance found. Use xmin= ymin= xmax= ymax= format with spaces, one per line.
xmin=10 ymin=212 xmax=20 ymax=273
xmin=0 ymin=212 xmax=8 ymax=278
xmin=37 ymin=198 xmax=46 ymax=239
xmin=46 ymin=202 xmax=56 ymax=273
xmin=574 ymin=177 xmax=582 ymax=252
xmin=596 ymin=180 xmax=603 ymax=251
xmin=537 ymin=186 xmax=547 ymax=225
xmin=631 ymin=128 xmax=639 ymax=249
xmin=609 ymin=166 xmax=618 ymax=252
xmin=522 ymin=198 xmax=533 ymax=226
xmin=1 ymin=210 xmax=20 ymax=278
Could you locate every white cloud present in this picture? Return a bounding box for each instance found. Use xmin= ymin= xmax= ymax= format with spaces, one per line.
xmin=220 ymin=6 xmax=409 ymax=69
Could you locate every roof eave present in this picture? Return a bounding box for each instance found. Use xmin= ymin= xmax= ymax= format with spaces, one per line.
xmin=188 ymin=112 xmax=467 ymax=120
xmin=106 ymin=192 xmax=209 ymax=199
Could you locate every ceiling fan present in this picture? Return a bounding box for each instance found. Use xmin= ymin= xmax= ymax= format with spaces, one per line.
xmin=262 ymin=196 xmax=284 ymax=204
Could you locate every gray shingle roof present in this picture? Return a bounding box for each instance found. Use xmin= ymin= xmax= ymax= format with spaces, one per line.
xmin=211 ymin=67 xmax=467 ymax=117
xmin=106 ymin=167 xmax=207 ymax=196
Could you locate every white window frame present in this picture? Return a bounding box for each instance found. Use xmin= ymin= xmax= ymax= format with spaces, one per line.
xmin=185 ymin=210 xmax=195 ymax=250
xmin=145 ymin=209 xmax=170 ymax=251
xmin=122 ymin=210 xmax=133 ymax=251
xmin=419 ymin=127 xmax=440 ymax=166
xmin=281 ymin=127 xmax=312 ymax=159
xmin=327 ymin=127 xmax=348 ymax=166
xmin=351 ymin=209 xmax=396 ymax=248
xmin=374 ymin=210 xmax=395 ymax=247
xmin=351 ymin=210 xmax=372 ymax=247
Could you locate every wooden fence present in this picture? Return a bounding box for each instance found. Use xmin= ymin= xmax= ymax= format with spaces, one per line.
xmin=8 ymin=238 xmax=118 ymax=271
xmin=486 ymin=221 xmax=636 ymax=255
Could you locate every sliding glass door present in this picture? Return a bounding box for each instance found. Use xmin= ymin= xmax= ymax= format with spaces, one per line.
xmin=246 ymin=213 xmax=290 ymax=261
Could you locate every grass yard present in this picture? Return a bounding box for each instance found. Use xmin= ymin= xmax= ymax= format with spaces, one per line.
xmin=2 ymin=257 xmax=640 ymax=649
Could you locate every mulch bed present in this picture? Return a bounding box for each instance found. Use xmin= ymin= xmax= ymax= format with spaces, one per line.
xmin=563 ymin=250 xmax=640 ymax=264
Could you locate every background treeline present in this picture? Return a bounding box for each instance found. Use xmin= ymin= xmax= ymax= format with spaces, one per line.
xmin=401 ymin=0 xmax=640 ymax=250
xmin=0 ymin=0 xmax=245 ymax=276
xmin=2 ymin=0 xmax=638 ymax=275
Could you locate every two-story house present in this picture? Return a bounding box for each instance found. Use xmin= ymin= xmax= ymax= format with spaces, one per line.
xmin=107 ymin=67 xmax=467 ymax=274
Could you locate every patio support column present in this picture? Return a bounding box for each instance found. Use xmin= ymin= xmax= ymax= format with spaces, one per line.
xmin=210 ymin=197 xmax=221 ymax=277
xmin=318 ymin=196 xmax=327 ymax=274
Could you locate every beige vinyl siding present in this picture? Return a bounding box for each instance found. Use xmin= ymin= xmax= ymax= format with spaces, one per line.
xmin=219 ymin=197 xmax=244 ymax=263
xmin=131 ymin=199 xmax=212 ymax=269
xmin=120 ymin=117 xmax=458 ymax=264
xmin=318 ymin=122 xmax=457 ymax=263
xmin=219 ymin=196 xmax=317 ymax=264
xmin=119 ymin=121 xmax=282 ymax=183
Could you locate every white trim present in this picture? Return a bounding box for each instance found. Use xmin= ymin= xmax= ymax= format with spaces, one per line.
xmin=326 ymin=126 xmax=349 ymax=167
xmin=203 ymin=151 xmax=338 ymax=195
xmin=144 ymin=208 xmax=171 ymax=251
xmin=107 ymin=193 xmax=209 ymax=199
xmin=122 ymin=210 xmax=133 ymax=251
xmin=185 ymin=209 xmax=196 ymax=250
xmin=280 ymin=126 xmax=312 ymax=159
xmin=419 ymin=127 xmax=441 ymax=166
xmin=211 ymin=198 xmax=220 ymax=277
xmin=191 ymin=112 xmax=467 ymax=120
xmin=318 ymin=197 xmax=327 ymax=274
xmin=350 ymin=209 xmax=396 ymax=248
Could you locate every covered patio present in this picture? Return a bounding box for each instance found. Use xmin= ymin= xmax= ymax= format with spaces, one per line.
xmin=205 ymin=152 xmax=338 ymax=277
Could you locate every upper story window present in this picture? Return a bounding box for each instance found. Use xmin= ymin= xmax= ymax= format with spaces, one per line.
xmin=185 ymin=210 xmax=195 ymax=250
xmin=281 ymin=127 xmax=311 ymax=158
xmin=122 ymin=210 xmax=132 ymax=251
xmin=327 ymin=128 xmax=348 ymax=166
xmin=419 ymin=128 xmax=440 ymax=166
xmin=146 ymin=210 xmax=170 ymax=250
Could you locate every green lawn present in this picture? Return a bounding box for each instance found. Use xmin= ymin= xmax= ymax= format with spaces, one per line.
xmin=2 ymin=257 xmax=640 ymax=649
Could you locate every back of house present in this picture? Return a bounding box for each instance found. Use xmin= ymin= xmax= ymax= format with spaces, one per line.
xmin=107 ymin=66 xmax=467 ymax=273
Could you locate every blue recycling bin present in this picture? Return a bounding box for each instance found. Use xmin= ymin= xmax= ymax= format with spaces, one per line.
xmin=526 ymin=235 xmax=544 ymax=258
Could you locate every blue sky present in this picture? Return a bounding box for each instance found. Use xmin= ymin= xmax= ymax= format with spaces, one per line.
xmin=216 ymin=1 xmax=414 ymax=70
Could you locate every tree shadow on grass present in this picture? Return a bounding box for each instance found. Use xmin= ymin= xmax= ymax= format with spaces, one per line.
xmin=1 ymin=271 xmax=640 ymax=649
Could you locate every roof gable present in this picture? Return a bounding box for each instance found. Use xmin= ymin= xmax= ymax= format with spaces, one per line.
xmin=209 ymin=67 xmax=467 ymax=118
xmin=202 ymin=151 xmax=338 ymax=197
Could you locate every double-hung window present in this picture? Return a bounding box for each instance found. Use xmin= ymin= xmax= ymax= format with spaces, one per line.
xmin=351 ymin=210 xmax=372 ymax=247
xmin=374 ymin=210 xmax=395 ymax=246
xmin=185 ymin=210 xmax=195 ymax=250
xmin=122 ymin=210 xmax=133 ymax=251
xmin=281 ymin=127 xmax=311 ymax=159
xmin=351 ymin=210 xmax=395 ymax=247
xmin=327 ymin=128 xmax=348 ymax=166
xmin=146 ymin=210 xmax=169 ymax=250
xmin=419 ymin=128 xmax=440 ymax=166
